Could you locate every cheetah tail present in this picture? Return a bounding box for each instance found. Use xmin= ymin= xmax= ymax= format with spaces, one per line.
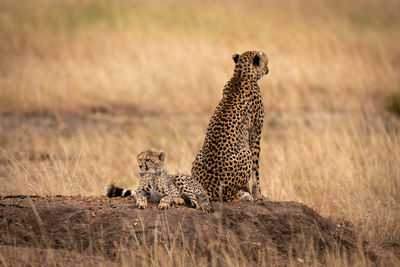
xmin=105 ymin=184 xmax=133 ymax=198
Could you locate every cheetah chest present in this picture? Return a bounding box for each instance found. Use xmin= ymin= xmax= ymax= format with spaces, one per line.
xmin=143 ymin=175 xmax=165 ymax=202
xmin=147 ymin=183 xmax=163 ymax=202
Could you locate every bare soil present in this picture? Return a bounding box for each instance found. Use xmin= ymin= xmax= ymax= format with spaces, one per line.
xmin=0 ymin=195 xmax=371 ymax=265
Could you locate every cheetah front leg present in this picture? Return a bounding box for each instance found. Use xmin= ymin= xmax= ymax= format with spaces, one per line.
xmin=136 ymin=193 xmax=148 ymax=209
xmin=135 ymin=179 xmax=149 ymax=209
xmin=249 ymin=112 xmax=266 ymax=201
xmin=250 ymin=143 xmax=265 ymax=200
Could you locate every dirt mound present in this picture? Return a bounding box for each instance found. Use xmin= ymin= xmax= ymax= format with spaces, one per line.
xmin=0 ymin=195 xmax=361 ymax=265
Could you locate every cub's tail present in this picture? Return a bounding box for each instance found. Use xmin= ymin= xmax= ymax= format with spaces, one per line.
xmin=105 ymin=184 xmax=134 ymax=198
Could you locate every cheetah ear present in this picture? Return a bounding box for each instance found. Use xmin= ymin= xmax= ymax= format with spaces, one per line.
xmin=232 ymin=53 xmax=239 ymax=64
xmin=253 ymin=53 xmax=261 ymax=67
xmin=158 ymin=150 xmax=166 ymax=162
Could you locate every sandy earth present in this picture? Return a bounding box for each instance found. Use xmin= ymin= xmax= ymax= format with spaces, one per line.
xmin=0 ymin=195 xmax=372 ymax=265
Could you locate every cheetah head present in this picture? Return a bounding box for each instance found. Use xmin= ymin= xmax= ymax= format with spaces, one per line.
xmin=137 ymin=149 xmax=166 ymax=174
xmin=232 ymin=51 xmax=269 ymax=81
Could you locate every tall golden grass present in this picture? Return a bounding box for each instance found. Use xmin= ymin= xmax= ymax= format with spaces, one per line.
xmin=0 ymin=0 xmax=399 ymax=265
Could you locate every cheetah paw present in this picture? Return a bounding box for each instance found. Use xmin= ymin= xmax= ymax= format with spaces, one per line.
xmin=173 ymin=197 xmax=185 ymax=205
xmin=200 ymin=204 xmax=214 ymax=213
xmin=252 ymin=192 xmax=268 ymax=201
xmin=158 ymin=201 xmax=170 ymax=210
xmin=234 ymin=191 xmax=254 ymax=202
xmin=137 ymin=199 xmax=147 ymax=209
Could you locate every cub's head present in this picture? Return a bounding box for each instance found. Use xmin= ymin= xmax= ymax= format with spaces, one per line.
xmin=232 ymin=51 xmax=269 ymax=81
xmin=137 ymin=149 xmax=166 ymax=174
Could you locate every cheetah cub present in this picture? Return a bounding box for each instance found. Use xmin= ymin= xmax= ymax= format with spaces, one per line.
xmin=106 ymin=149 xmax=212 ymax=212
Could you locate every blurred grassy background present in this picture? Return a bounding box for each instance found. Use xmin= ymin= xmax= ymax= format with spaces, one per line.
xmin=0 ymin=0 xmax=399 ymax=264
xmin=1 ymin=0 xmax=399 ymax=114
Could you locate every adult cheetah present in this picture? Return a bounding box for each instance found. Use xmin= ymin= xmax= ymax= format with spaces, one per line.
xmin=192 ymin=51 xmax=269 ymax=201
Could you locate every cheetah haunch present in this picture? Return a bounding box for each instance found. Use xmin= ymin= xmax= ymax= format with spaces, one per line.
xmin=192 ymin=51 xmax=269 ymax=201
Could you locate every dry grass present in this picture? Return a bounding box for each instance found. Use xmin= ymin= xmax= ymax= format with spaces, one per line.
xmin=0 ymin=0 xmax=399 ymax=265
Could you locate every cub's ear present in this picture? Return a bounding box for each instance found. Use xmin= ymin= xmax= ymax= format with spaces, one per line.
xmin=158 ymin=150 xmax=166 ymax=162
xmin=232 ymin=53 xmax=239 ymax=63
xmin=253 ymin=53 xmax=261 ymax=66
